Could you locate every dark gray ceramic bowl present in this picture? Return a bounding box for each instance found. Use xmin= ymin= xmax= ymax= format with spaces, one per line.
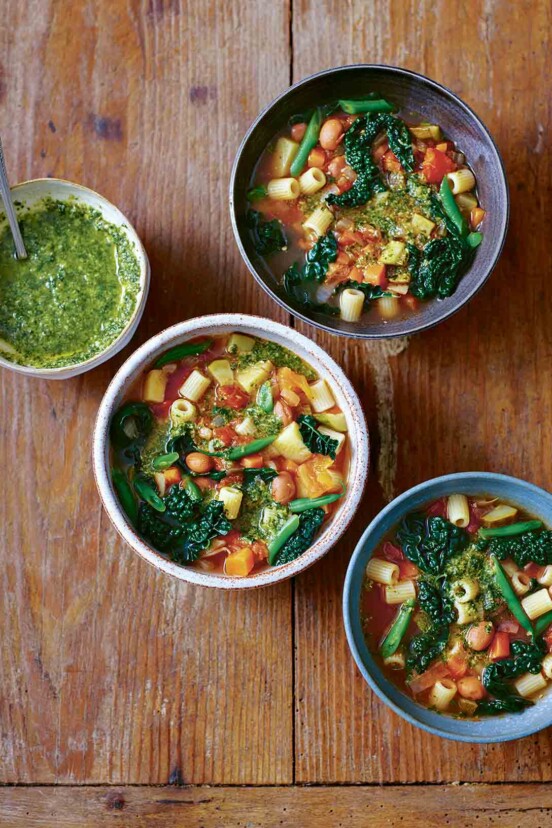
xmin=230 ymin=65 xmax=509 ymax=339
xmin=343 ymin=473 xmax=552 ymax=742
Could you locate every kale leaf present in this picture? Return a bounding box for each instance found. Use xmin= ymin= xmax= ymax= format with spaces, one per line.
xmin=417 ymin=578 xmax=455 ymax=625
xmin=172 ymin=500 xmax=232 ymax=564
xmin=407 ymin=236 xmax=471 ymax=299
xmin=406 ymin=624 xmax=449 ymax=676
xmin=138 ymin=503 xmax=187 ymax=552
xmin=396 ymin=514 xmax=469 ymax=576
xmin=334 ymin=280 xmax=386 ymax=305
xmin=283 ymin=262 xmax=340 ymax=316
xmin=164 ymin=485 xmax=197 ymax=522
xmin=485 ymin=529 xmax=552 ymax=568
xmin=326 ymin=113 xmax=414 ymax=208
xmin=272 ymin=508 xmax=325 ymax=566
xmin=247 ymin=209 xmax=287 ymax=256
xmin=243 ymin=467 xmax=278 ymax=486
xmin=478 ymin=638 xmax=546 ymax=715
xmin=297 ymin=414 xmax=339 ymax=459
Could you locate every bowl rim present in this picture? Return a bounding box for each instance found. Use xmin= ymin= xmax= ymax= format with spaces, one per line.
xmin=343 ymin=471 xmax=552 ymax=742
xmin=0 ymin=177 xmax=150 ymax=379
xmin=229 ymin=63 xmax=510 ymax=340
xmin=93 ymin=312 xmax=369 ymax=589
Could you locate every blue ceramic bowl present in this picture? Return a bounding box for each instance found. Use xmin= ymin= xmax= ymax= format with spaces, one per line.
xmin=343 ymin=472 xmax=552 ymax=742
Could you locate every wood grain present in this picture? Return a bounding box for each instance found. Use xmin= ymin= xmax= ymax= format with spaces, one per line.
xmin=0 ymin=0 xmax=294 ymax=784
xmin=1 ymin=784 xmax=552 ymax=827
xmin=292 ymin=0 xmax=552 ymax=783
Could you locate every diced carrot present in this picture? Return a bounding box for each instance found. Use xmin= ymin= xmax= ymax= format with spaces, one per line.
xmin=363 ymin=263 xmax=387 ymax=286
xmin=307 ymin=147 xmax=326 ymax=168
xmin=497 ymin=618 xmax=520 ymax=634
xmin=382 ymin=149 xmax=402 ymax=172
xmin=409 ymin=662 xmax=450 ymax=695
xmin=291 ymin=122 xmax=307 ymax=142
xmin=347 ymin=266 xmax=363 ymax=283
xmin=382 ymin=541 xmax=404 ymax=563
xmin=446 ymin=652 xmax=468 ymax=680
xmin=240 ymin=454 xmax=264 ymax=469
xmin=421 ymin=147 xmax=456 ymax=184
xmin=279 ymin=458 xmax=299 ymax=474
xmin=296 ymin=455 xmax=334 ymax=499
xmin=277 ymin=367 xmax=313 ymax=402
xmin=163 ymin=467 xmax=182 ymax=488
xmin=436 ymin=141 xmax=453 ymax=152
xmin=524 ymin=562 xmax=543 ymax=579
xmin=399 ymin=559 xmax=419 ymax=579
xmin=489 ymin=631 xmax=511 ymax=661
xmin=225 ymin=547 xmax=255 ymax=577
xmin=470 ymin=207 xmax=486 ymax=229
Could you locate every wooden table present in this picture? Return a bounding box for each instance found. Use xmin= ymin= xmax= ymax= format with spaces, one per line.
xmin=1 ymin=1 xmax=551 ymax=825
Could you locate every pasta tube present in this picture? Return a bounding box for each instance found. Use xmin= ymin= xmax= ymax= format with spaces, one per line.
xmin=378 ymin=296 xmax=400 ymax=320
xmin=447 ymin=168 xmax=476 ymax=195
xmin=447 ymin=494 xmax=470 ymax=528
xmin=309 ymin=379 xmax=336 ymax=413
xmin=303 ymin=205 xmax=334 ymax=237
xmin=267 ymin=177 xmax=300 ymax=201
xmin=299 ymin=167 xmax=327 ymax=195
xmin=521 ymin=588 xmax=552 ymax=620
xmin=234 ymin=416 xmax=256 ymax=436
xmin=428 ymin=678 xmax=457 ymax=711
xmin=383 ymin=650 xmax=405 ymax=669
xmin=385 ymin=580 xmax=416 ymax=605
xmin=501 ymin=559 xmax=519 ymax=577
xmin=339 ymin=288 xmax=364 ymax=322
xmin=538 ymin=566 xmax=552 ymax=587
xmin=179 ymin=370 xmax=211 ymax=402
xmin=365 ymin=558 xmax=399 ymax=586
xmin=511 ymin=571 xmax=532 ymax=596
xmin=455 ymin=600 xmax=480 ymax=625
xmin=170 ymin=399 xmax=197 ymax=425
xmin=514 ymin=671 xmax=547 ymax=698
xmin=453 ymin=578 xmax=480 ymax=603
xmin=217 ymin=486 xmax=243 ymax=520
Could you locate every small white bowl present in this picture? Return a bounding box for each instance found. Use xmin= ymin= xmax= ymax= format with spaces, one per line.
xmin=0 ymin=178 xmax=150 ymax=379
xmin=93 ymin=314 xmax=369 ymax=589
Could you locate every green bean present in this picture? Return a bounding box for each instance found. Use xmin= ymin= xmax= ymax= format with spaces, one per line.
xmin=110 ymin=402 xmax=153 ymax=450
xmin=153 ymin=339 xmax=213 ymax=368
xmin=338 ymin=98 xmax=394 ymax=114
xmin=268 ymin=515 xmax=301 ymax=565
xmin=535 ymin=610 xmax=552 ymax=636
xmin=111 ymin=468 xmax=138 ymax=524
xmin=439 ymin=177 xmax=468 ymax=237
xmin=480 ymin=520 xmax=543 ymax=539
xmin=491 ymin=555 xmax=534 ymax=636
xmin=380 ymin=599 xmax=416 ymax=660
xmin=247 ymin=185 xmax=267 ymax=201
xmin=467 ymin=231 xmax=483 ymax=248
xmin=200 ymin=435 xmax=277 ymax=460
xmin=290 ymin=109 xmax=322 ymax=177
xmin=289 ymin=490 xmax=344 ymax=513
xmin=152 ymin=452 xmax=180 ymax=471
xmin=256 ymin=381 xmax=273 ymax=413
xmin=183 ymin=476 xmax=202 ymax=503
xmin=134 ymin=478 xmax=166 ymax=512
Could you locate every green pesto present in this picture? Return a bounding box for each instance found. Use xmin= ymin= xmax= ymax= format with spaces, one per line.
xmin=444 ymin=543 xmax=502 ymax=615
xmin=0 ymin=198 xmax=141 ymax=368
xmin=346 ymin=183 xmax=441 ymax=248
xmin=140 ymin=418 xmax=172 ymax=475
xmin=237 ymin=479 xmax=288 ymax=542
xmin=246 ymin=405 xmax=283 ymax=438
xmin=237 ymin=340 xmax=317 ymax=381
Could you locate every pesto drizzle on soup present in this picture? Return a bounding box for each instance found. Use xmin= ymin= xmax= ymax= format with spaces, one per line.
xmin=0 ymin=197 xmax=141 ymax=368
xmin=109 ymin=334 xmax=350 ymax=577
xmin=361 ymin=495 xmax=552 ymax=719
xmin=246 ymin=96 xmax=485 ymax=324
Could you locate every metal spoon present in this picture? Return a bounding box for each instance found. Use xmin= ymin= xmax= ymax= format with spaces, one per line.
xmin=0 ymin=137 xmax=27 ymax=259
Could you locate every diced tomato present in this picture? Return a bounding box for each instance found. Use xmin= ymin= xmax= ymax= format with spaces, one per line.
xmin=382 ymin=541 xmax=404 ymax=563
xmin=381 ymin=149 xmax=402 ymax=172
xmin=216 ymin=385 xmax=249 ymax=410
xmin=497 ymin=618 xmax=520 ymax=635
xmin=489 ymin=631 xmax=511 ymax=661
xmin=524 ymin=562 xmax=543 ymax=579
xmin=544 ymin=627 xmax=552 ymax=653
xmin=409 ymin=662 xmax=450 ymax=694
xmin=163 ymin=467 xmax=182 ymax=488
xmin=150 ymin=401 xmax=172 ymax=419
xmin=421 ymin=147 xmax=457 ymax=184
xmin=240 ymin=454 xmax=264 ymax=469
xmin=212 ymin=426 xmax=237 ymax=447
xmin=224 ymin=471 xmax=244 ymax=487
xmin=399 ymin=559 xmax=419 ymax=579
xmin=347 ymin=266 xmax=363 ymax=283
xmin=338 ymin=230 xmax=364 ymax=247
xmin=446 ymin=652 xmax=468 ymax=680
xmin=426 ymin=498 xmax=447 ymax=518
xmin=363 ymin=263 xmax=387 ymax=287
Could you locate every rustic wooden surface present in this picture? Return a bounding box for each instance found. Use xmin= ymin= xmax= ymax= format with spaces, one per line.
xmin=1 ymin=0 xmax=551 ymax=824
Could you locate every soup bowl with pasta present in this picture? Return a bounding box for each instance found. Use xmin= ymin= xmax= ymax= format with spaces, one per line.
xmin=343 ymin=472 xmax=552 ymax=741
xmin=93 ymin=314 xmax=368 ymax=588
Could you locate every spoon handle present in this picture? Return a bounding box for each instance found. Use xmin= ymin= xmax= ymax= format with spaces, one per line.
xmin=0 ymin=138 xmax=27 ymax=259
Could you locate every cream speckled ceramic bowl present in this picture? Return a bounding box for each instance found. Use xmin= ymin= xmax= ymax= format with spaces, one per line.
xmin=0 ymin=178 xmax=149 ymax=379
xmin=93 ymin=314 xmax=369 ymax=588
